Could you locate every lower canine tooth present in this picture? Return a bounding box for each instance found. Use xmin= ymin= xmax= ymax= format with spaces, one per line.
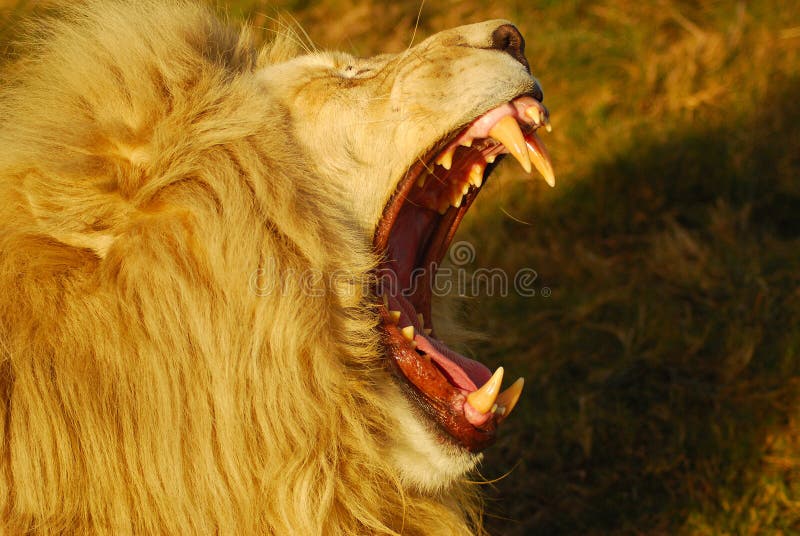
xmin=466 ymin=367 xmax=504 ymax=414
xmin=495 ymin=377 xmax=524 ymax=419
xmin=485 ymin=155 xmax=496 ymax=164
xmin=417 ymin=313 xmax=425 ymax=328
xmin=423 ymin=328 xmax=432 ymax=336
xmin=488 ymin=116 xmax=532 ymax=173
xmin=389 ymin=310 xmax=401 ymax=324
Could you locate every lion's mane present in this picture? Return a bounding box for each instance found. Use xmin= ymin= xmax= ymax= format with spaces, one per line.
xmin=0 ymin=2 xmax=482 ymax=533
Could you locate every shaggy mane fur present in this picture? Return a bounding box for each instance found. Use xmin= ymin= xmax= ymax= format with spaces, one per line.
xmin=0 ymin=1 xmax=484 ymax=534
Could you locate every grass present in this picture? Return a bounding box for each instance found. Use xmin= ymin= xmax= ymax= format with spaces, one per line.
xmin=3 ymin=1 xmax=800 ymax=534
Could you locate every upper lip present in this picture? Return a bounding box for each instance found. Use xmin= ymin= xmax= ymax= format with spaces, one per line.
xmin=373 ymin=92 xmax=555 ymax=452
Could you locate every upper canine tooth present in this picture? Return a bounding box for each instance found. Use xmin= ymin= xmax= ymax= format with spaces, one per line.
xmin=401 ymin=325 xmax=415 ymax=342
xmin=417 ymin=313 xmax=425 ymax=328
xmin=526 ymin=133 xmax=556 ymax=187
xmin=466 ymin=367 xmax=504 ymax=414
xmin=435 ymin=147 xmax=456 ymax=170
xmin=417 ymin=173 xmax=428 ymax=188
xmin=495 ymin=377 xmax=524 ymax=419
xmin=488 ymin=116 xmax=532 ymax=173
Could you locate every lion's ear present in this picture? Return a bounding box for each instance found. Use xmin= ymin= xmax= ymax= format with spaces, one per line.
xmin=258 ymin=27 xmax=308 ymax=67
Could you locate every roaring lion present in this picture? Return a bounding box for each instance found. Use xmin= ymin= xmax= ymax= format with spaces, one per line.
xmin=0 ymin=1 xmax=554 ymax=533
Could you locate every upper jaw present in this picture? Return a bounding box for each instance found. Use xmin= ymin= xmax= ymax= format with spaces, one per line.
xmin=374 ymin=90 xmax=553 ymax=252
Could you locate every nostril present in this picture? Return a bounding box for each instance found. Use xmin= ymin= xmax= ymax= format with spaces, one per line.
xmin=490 ymin=24 xmax=530 ymax=73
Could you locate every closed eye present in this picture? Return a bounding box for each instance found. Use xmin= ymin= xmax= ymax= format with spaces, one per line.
xmin=340 ymin=65 xmax=373 ymax=78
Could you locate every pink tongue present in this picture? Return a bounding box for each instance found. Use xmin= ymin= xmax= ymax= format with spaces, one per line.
xmin=414 ymin=334 xmax=492 ymax=392
xmin=386 ymin=295 xmax=492 ymax=392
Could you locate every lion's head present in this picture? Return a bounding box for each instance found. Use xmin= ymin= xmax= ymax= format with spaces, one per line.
xmin=259 ymin=18 xmax=554 ymax=480
xmin=0 ymin=1 xmax=553 ymax=533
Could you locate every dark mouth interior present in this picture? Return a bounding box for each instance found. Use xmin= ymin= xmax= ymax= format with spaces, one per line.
xmin=373 ymin=94 xmax=550 ymax=451
xmin=381 ymin=144 xmax=498 ymax=390
xmin=373 ymin=131 xmax=503 ymax=451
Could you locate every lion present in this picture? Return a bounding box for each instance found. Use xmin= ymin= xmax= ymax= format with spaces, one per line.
xmin=0 ymin=1 xmax=554 ymax=534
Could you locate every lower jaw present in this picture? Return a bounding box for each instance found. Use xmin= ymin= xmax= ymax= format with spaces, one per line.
xmin=380 ymin=310 xmax=498 ymax=452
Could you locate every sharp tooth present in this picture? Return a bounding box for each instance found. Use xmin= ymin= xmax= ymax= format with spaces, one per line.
xmin=451 ymin=187 xmax=464 ymax=206
xmin=495 ymin=377 xmax=524 ymax=419
xmin=417 ymin=313 xmax=425 ymax=328
xmin=435 ymin=147 xmax=455 ymax=170
xmin=524 ymin=106 xmax=541 ymax=126
xmin=466 ymin=367 xmax=504 ymax=414
xmin=401 ymin=325 xmax=415 ymax=342
xmin=389 ymin=310 xmax=401 ymax=324
xmin=460 ymin=138 xmax=473 ymax=148
xmin=544 ymin=116 xmax=552 ymax=132
xmin=461 ymin=183 xmax=470 ymax=195
xmin=417 ymin=173 xmax=428 ymax=188
xmin=526 ymin=133 xmax=556 ymax=187
xmin=488 ymin=116 xmax=532 ymax=173
xmin=382 ymin=294 xmax=389 ymax=308
xmin=423 ymin=328 xmax=432 ymax=336
xmin=485 ymin=155 xmax=496 ymax=164
xmin=469 ymin=164 xmax=484 ymax=187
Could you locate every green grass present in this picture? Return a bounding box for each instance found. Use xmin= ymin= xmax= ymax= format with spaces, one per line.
xmin=468 ymin=76 xmax=800 ymax=534
xmin=3 ymin=1 xmax=800 ymax=533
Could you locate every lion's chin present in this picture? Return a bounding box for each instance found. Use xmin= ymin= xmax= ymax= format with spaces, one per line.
xmin=382 ymin=388 xmax=481 ymax=492
xmin=373 ymin=94 xmax=555 ymax=453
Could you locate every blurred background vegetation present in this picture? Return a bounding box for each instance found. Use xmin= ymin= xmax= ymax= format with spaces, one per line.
xmin=2 ymin=0 xmax=799 ymax=534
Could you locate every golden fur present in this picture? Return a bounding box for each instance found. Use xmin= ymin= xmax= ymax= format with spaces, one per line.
xmin=0 ymin=1 xmax=535 ymax=533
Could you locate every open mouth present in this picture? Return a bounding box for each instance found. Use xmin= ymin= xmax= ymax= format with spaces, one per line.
xmin=373 ymin=94 xmax=555 ymax=452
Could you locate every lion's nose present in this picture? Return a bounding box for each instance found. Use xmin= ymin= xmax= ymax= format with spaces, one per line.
xmin=490 ymin=24 xmax=530 ymax=73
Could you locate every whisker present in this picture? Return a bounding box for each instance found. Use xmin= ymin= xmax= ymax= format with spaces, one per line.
xmin=407 ymin=0 xmax=426 ymax=51
xmin=395 ymin=0 xmax=427 ymax=65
